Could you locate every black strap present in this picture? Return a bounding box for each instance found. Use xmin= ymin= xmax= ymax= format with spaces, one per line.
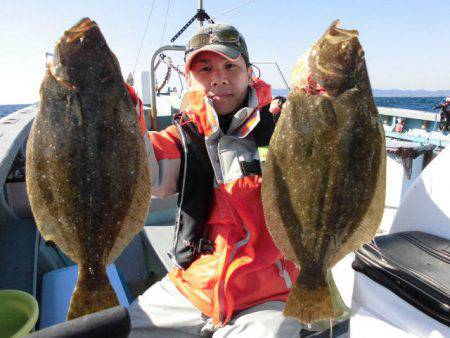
xmin=252 ymin=104 xmax=276 ymax=147
xmin=239 ymin=159 xmax=262 ymax=176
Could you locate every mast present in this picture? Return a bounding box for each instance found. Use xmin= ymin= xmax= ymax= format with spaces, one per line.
xmin=198 ymin=0 xmax=204 ymax=26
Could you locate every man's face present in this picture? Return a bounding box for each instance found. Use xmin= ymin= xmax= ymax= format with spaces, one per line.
xmin=187 ymin=51 xmax=252 ymax=115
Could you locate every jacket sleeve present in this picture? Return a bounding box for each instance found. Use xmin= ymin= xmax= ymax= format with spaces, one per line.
xmin=125 ymin=83 xmax=182 ymax=198
xmin=145 ymin=126 xmax=182 ymax=198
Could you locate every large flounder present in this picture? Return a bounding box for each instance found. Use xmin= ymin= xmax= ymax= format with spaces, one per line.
xmin=26 ymin=18 xmax=151 ymax=319
xmin=261 ymin=20 xmax=386 ymax=323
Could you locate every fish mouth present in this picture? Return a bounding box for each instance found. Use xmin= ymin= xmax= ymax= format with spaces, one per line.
xmin=327 ymin=20 xmax=359 ymax=41
xmin=63 ymin=17 xmax=98 ymax=43
xmin=48 ymin=18 xmax=100 ymax=90
xmin=291 ymin=20 xmax=365 ymax=96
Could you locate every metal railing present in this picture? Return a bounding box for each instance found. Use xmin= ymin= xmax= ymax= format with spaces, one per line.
xmin=149 ymin=45 xmax=185 ymax=130
xmin=252 ymin=61 xmax=290 ymax=91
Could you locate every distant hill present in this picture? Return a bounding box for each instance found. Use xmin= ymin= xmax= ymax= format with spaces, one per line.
xmin=372 ymin=89 xmax=450 ymax=97
xmin=272 ymin=88 xmax=449 ymax=98
xmin=272 ymin=89 xmax=289 ymax=97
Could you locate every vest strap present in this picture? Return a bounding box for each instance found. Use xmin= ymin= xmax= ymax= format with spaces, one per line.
xmin=197 ymin=238 xmax=214 ymax=254
xmin=239 ymin=159 xmax=262 ymax=176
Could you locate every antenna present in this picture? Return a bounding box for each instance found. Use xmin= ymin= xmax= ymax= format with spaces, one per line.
xmin=198 ymin=0 xmax=204 ymax=26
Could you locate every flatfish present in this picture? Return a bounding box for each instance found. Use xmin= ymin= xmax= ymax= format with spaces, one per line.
xmin=26 ymin=18 xmax=151 ymax=319
xmin=261 ymin=20 xmax=385 ymax=323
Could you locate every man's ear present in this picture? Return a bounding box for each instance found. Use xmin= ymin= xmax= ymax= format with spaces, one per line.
xmin=186 ymin=73 xmax=192 ymax=87
xmin=247 ymin=66 xmax=253 ymax=85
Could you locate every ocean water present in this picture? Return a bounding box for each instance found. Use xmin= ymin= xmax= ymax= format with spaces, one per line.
xmin=0 ymin=97 xmax=445 ymax=118
xmin=0 ymin=104 xmax=30 ymax=118
xmin=374 ymin=97 xmax=444 ymax=112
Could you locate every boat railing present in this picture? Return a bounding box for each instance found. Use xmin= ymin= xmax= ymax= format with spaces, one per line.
xmin=149 ymin=45 xmax=185 ymax=130
xmin=252 ymin=61 xmax=290 ymax=91
xmin=378 ymin=106 xmax=439 ymax=122
xmin=0 ymin=105 xmax=37 ymax=221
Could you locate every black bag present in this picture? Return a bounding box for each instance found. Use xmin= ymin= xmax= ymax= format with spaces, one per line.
xmin=352 ymin=231 xmax=450 ymax=326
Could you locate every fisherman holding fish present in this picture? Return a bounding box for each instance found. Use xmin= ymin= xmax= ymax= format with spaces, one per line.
xmin=127 ymin=23 xmax=303 ymax=337
xmin=28 ymin=15 xmax=384 ymax=335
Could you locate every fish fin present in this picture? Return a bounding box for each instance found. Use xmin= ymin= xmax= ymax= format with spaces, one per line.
xmin=284 ymin=274 xmax=334 ymax=324
xmin=262 ymin=148 xmax=298 ymax=262
xmin=303 ymin=270 xmax=351 ymax=330
xmin=330 ymin=126 xmax=386 ymax=266
xmin=67 ymin=265 xmax=119 ymax=320
xmin=107 ymin=145 xmax=151 ymax=264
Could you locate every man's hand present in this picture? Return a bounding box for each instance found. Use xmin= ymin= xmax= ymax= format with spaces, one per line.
xmin=125 ymin=82 xmax=148 ymax=134
xmin=269 ymin=96 xmax=286 ymax=115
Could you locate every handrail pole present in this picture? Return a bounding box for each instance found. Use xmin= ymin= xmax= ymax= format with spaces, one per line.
xmin=252 ymin=61 xmax=290 ymax=91
xmin=149 ymin=45 xmax=185 ymax=130
xmin=176 ymin=65 xmax=185 ymax=92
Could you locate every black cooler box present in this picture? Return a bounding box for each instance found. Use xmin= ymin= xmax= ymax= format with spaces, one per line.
xmin=352 ymin=231 xmax=450 ymax=326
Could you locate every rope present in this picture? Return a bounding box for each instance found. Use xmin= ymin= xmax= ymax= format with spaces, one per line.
xmin=154 ymin=0 xmax=172 ymax=94
xmin=211 ymin=0 xmax=257 ymax=20
xmin=132 ymin=0 xmax=157 ymax=79
xmin=156 ymin=55 xmax=172 ymax=93
xmin=159 ymin=0 xmax=171 ymax=47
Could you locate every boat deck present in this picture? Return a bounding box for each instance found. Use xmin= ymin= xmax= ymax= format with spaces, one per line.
xmin=143 ymin=221 xmax=175 ymax=272
xmin=0 ymin=217 xmax=37 ymax=293
xmin=0 ymin=106 xmax=38 ymax=294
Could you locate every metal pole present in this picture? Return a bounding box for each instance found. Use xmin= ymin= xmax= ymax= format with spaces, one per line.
xmin=198 ymin=0 xmax=203 ymax=26
xmin=252 ymin=61 xmax=290 ymax=91
xmin=274 ymin=62 xmax=290 ymax=90
xmin=176 ymin=65 xmax=185 ymax=92
xmin=150 ymin=45 xmax=185 ymax=130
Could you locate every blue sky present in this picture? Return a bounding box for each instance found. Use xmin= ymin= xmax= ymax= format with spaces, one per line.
xmin=0 ymin=0 xmax=449 ymax=104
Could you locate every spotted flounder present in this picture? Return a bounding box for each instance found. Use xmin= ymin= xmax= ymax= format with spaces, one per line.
xmin=261 ymin=20 xmax=386 ymax=323
xmin=26 ymin=18 xmax=151 ymax=320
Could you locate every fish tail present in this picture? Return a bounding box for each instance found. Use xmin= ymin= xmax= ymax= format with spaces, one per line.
xmin=67 ymin=264 xmax=119 ymax=320
xmin=327 ymin=270 xmax=350 ymax=320
xmin=284 ymin=273 xmax=334 ymax=324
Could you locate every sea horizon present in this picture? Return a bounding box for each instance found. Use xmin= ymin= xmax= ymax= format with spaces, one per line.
xmin=1 ymin=95 xmax=447 ymax=118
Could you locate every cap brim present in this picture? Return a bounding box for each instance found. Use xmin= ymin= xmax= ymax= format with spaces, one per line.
xmin=185 ymin=44 xmax=241 ymax=74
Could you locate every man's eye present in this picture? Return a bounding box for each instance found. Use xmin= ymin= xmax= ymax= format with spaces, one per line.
xmin=200 ymin=66 xmax=211 ymax=72
xmin=225 ymin=63 xmax=236 ymax=70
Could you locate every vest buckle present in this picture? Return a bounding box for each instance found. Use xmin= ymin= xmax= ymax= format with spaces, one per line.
xmin=197 ymin=238 xmax=214 ymax=254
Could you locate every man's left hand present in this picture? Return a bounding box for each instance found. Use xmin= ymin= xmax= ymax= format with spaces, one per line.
xmin=269 ymin=96 xmax=286 ymax=115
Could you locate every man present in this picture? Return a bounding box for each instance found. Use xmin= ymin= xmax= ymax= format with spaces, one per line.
xmin=127 ymin=23 xmax=301 ymax=337
xmin=434 ymin=96 xmax=450 ymax=131
xmin=269 ymin=96 xmax=287 ymax=123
